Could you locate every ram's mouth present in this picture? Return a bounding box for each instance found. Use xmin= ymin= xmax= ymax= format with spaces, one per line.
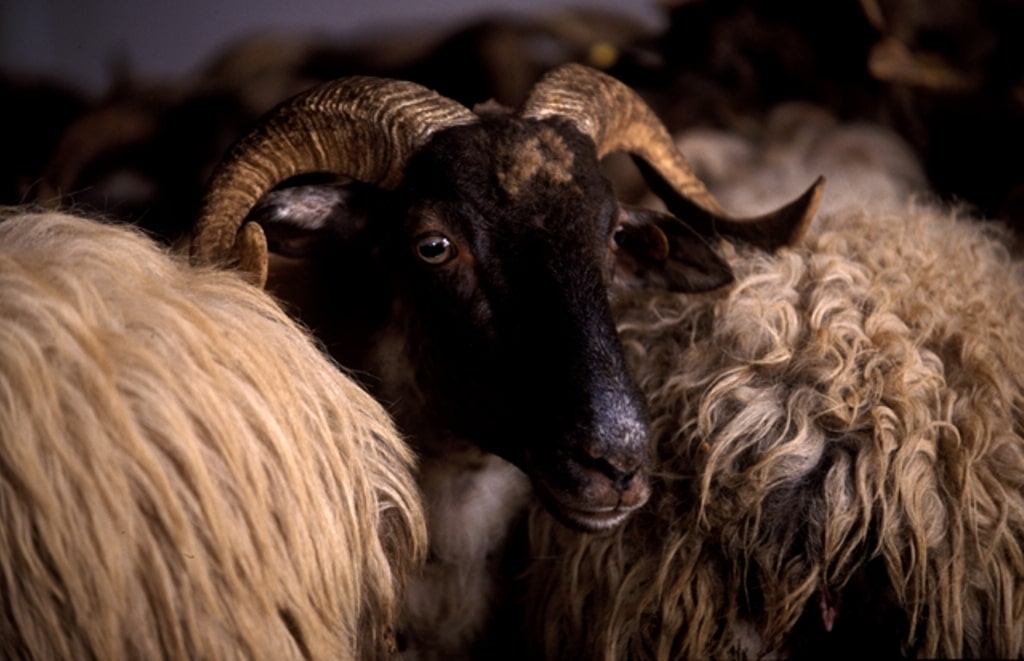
xmin=550 ymin=500 xmax=638 ymax=532
xmin=528 ymin=457 xmax=651 ymax=533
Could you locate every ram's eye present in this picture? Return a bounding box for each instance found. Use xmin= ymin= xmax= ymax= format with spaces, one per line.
xmin=414 ymin=233 xmax=456 ymax=264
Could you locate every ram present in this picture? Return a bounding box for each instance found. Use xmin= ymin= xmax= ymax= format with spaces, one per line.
xmin=523 ymin=105 xmax=1024 ymax=659
xmin=187 ymin=63 xmax=824 ymax=655
xmin=0 ymin=210 xmax=425 ymax=660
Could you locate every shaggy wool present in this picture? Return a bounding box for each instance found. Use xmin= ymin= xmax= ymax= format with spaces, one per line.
xmin=0 ymin=210 xmax=426 ymax=660
xmin=524 ymin=110 xmax=1024 ymax=659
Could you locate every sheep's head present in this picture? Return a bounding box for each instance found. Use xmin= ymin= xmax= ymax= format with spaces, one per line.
xmin=190 ymin=64 xmax=823 ymax=531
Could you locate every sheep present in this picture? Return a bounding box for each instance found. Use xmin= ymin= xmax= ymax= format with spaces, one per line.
xmin=186 ymin=63 xmax=824 ymax=656
xmin=0 ymin=209 xmax=426 ymax=660
xmin=522 ymin=103 xmax=1024 ymax=659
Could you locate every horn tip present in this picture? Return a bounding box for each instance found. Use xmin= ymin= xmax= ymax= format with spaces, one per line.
xmin=188 ymin=219 xmax=268 ymax=288
xmin=788 ymin=175 xmax=827 ymax=245
xmin=237 ymin=221 xmax=269 ymax=287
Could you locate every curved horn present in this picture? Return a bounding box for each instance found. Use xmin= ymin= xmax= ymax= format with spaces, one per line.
xmin=190 ymin=76 xmax=477 ymax=282
xmin=521 ymin=63 xmax=823 ymax=249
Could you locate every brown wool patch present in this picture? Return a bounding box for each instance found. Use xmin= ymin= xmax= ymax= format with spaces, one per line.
xmin=497 ymin=126 xmax=576 ymax=200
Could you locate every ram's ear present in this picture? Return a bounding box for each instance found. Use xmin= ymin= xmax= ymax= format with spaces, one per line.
xmin=246 ymin=180 xmax=377 ymax=258
xmin=613 ymin=205 xmax=734 ymax=292
xmin=244 ymin=180 xmax=389 ymax=331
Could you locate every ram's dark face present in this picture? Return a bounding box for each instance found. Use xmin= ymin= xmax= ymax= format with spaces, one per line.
xmin=390 ymin=117 xmax=653 ymax=529
xmin=191 ymin=64 xmax=823 ymax=532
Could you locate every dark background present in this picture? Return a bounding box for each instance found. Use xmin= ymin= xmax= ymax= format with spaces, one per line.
xmin=3 ymin=0 xmax=1021 ymax=242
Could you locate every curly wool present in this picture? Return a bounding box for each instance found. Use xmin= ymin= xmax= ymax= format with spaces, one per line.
xmin=0 ymin=210 xmax=426 ymax=660
xmin=525 ymin=196 xmax=1024 ymax=658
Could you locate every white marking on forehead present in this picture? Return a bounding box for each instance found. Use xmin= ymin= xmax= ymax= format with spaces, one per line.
xmin=496 ymin=125 xmax=576 ymax=199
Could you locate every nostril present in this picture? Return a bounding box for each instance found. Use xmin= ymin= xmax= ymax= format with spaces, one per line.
xmin=612 ymin=468 xmax=637 ymax=492
xmin=573 ymin=450 xmax=639 ymax=493
xmin=555 ymin=447 xmax=652 ymax=518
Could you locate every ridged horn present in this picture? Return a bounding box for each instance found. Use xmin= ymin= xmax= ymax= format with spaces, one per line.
xmin=190 ymin=76 xmax=478 ymax=283
xmin=521 ymin=63 xmax=823 ymax=248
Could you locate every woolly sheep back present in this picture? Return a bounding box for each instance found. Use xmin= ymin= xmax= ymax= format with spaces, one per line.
xmin=0 ymin=210 xmax=426 ymax=660
xmin=524 ymin=112 xmax=1024 ymax=659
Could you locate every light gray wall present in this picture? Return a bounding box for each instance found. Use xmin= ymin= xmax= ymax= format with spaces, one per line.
xmin=0 ymin=0 xmax=663 ymax=94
